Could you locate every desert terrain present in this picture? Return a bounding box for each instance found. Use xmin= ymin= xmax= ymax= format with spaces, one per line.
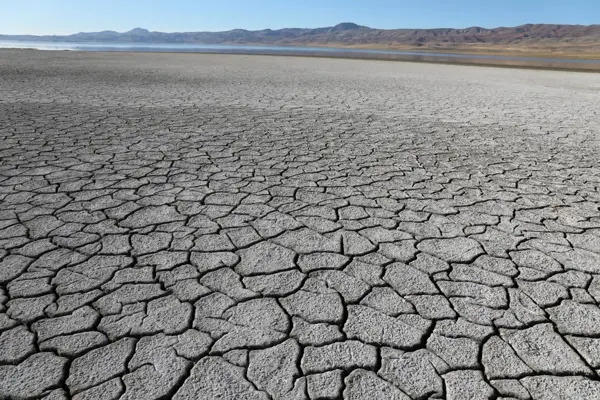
xmin=2 ymin=50 xmax=600 ymax=399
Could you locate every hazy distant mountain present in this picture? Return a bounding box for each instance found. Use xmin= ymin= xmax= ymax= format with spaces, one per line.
xmin=2 ymin=22 xmax=600 ymax=50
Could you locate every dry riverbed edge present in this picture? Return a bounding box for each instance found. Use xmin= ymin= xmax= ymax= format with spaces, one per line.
xmin=150 ymin=49 xmax=600 ymax=73
xmin=1 ymin=49 xmax=600 ymax=399
xmin=4 ymin=46 xmax=600 ymax=72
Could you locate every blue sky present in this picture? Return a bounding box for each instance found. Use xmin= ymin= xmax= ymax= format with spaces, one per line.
xmin=2 ymin=0 xmax=600 ymax=35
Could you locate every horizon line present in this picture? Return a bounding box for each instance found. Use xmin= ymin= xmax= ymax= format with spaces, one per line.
xmin=3 ymin=21 xmax=600 ymax=37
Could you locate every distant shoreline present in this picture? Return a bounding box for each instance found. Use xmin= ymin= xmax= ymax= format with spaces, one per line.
xmin=2 ymin=38 xmax=600 ymax=61
xmin=2 ymin=45 xmax=599 ymax=73
xmin=2 ymin=22 xmax=600 ymax=61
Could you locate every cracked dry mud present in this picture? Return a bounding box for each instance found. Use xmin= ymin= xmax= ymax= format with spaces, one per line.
xmin=1 ymin=49 xmax=600 ymax=400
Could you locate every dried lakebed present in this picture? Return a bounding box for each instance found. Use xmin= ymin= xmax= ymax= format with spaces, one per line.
xmin=1 ymin=49 xmax=600 ymax=399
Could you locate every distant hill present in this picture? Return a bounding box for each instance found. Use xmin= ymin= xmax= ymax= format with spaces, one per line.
xmin=3 ymin=23 xmax=600 ymax=54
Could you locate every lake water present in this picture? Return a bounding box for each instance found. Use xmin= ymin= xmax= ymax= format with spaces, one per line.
xmin=1 ymin=40 xmax=599 ymax=65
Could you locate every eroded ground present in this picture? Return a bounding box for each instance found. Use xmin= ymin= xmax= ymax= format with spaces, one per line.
xmin=2 ymin=50 xmax=600 ymax=399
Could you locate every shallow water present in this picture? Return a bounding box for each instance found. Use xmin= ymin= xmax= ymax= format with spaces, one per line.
xmin=1 ymin=40 xmax=600 ymax=65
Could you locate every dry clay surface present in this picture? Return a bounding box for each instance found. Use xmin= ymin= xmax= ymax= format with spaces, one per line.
xmin=2 ymin=49 xmax=600 ymax=400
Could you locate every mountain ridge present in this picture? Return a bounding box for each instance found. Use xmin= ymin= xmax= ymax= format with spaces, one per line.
xmin=2 ymin=22 xmax=600 ymax=54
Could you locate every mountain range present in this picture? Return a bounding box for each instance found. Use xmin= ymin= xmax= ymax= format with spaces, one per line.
xmin=3 ymin=23 xmax=600 ymax=55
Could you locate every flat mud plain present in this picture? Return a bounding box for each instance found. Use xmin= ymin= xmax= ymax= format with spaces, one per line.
xmin=2 ymin=49 xmax=600 ymax=399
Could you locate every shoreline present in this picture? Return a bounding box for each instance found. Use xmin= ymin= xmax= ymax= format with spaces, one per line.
xmin=3 ymin=47 xmax=599 ymax=73
xmin=290 ymin=43 xmax=600 ymax=61
xmin=2 ymin=37 xmax=600 ymax=60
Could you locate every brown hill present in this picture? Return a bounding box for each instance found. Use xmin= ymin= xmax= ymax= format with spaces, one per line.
xmin=3 ymin=23 xmax=600 ymax=56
